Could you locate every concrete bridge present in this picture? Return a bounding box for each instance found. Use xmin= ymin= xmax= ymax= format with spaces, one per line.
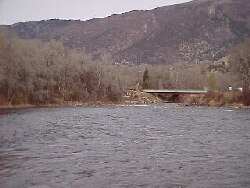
xmin=143 ymin=89 xmax=208 ymax=94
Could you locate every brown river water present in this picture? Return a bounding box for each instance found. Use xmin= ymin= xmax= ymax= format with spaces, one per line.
xmin=0 ymin=104 xmax=249 ymax=188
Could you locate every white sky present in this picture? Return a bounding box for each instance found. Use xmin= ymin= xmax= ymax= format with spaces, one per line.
xmin=0 ymin=0 xmax=192 ymax=25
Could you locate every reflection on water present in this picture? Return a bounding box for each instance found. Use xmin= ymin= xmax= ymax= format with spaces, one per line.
xmin=0 ymin=104 xmax=249 ymax=188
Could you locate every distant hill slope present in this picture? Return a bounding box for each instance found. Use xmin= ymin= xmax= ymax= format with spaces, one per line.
xmin=6 ymin=0 xmax=250 ymax=64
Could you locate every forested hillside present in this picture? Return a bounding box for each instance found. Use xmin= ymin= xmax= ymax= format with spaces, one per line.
xmin=7 ymin=0 xmax=250 ymax=64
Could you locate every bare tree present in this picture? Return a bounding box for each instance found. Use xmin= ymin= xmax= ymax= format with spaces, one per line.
xmin=229 ymin=39 xmax=250 ymax=90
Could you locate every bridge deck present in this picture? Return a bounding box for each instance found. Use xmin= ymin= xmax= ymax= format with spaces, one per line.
xmin=143 ymin=89 xmax=208 ymax=94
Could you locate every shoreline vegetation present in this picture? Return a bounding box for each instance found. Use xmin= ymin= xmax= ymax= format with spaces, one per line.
xmin=0 ymin=90 xmax=249 ymax=109
xmin=179 ymin=90 xmax=250 ymax=108
xmin=0 ymin=31 xmax=249 ymax=109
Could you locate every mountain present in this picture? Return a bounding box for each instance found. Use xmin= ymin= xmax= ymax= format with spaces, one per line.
xmin=6 ymin=0 xmax=250 ymax=64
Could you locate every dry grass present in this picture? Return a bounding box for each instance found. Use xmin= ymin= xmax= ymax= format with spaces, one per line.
xmin=179 ymin=91 xmax=247 ymax=107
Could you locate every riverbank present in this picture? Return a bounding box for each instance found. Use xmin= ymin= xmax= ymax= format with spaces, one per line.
xmin=179 ymin=90 xmax=250 ymax=108
xmin=0 ymin=90 xmax=161 ymax=109
xmin=0 ymin=90 xmax=249 ymax=109
xmin=0 ymin=101 xmax=117 ymax=109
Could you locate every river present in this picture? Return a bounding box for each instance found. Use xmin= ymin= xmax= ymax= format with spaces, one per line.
xmin=0 ymin=104 xmax=249 ymax=188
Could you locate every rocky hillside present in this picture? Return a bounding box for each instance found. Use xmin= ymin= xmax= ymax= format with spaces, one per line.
xmin=6 ymin=0 xmax=250 ymax=64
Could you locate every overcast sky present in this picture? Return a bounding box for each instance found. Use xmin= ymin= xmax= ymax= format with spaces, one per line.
xmin=0 ymin=0 xmax=192 ymax=25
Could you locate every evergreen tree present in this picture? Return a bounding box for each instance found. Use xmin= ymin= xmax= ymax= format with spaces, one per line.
xmin=142 ymin=68 xmax=149 ymax=89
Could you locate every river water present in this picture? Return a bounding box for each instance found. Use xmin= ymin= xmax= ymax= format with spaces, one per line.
xmin=0 ymin=104 xmax=249 ymax=188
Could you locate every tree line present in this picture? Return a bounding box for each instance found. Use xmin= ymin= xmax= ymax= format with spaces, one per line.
xmin=0 ymin=28 xmax=248 ymax=106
